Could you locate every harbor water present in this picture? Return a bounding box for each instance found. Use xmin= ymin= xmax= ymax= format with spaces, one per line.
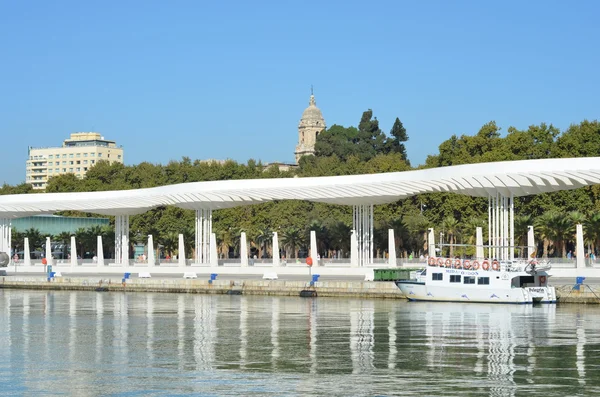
xmin=1 ymin=290 xmax=600 ymax=396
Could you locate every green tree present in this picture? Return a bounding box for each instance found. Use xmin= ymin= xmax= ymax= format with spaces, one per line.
xmin=385 ymin=117 xmax=409 ymax=162
xmin=281 ymin=227 xmax=303 ymax=259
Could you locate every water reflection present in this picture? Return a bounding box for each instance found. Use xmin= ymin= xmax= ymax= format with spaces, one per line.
xmin=1 ymin=290 xmax=600 ymax=396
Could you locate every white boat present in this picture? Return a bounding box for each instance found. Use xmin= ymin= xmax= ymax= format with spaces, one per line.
xmin=396 ymin=257 xmax=556 ymax=304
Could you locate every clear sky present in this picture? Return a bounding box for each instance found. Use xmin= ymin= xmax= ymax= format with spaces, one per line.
xmin=1 ymin=0 xmax=599 ymax=185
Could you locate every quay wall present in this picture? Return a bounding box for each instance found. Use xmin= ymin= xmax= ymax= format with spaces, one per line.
xmin=2 ymin=276 xmax=600 ymax=303
xmin=0 ymin=276 xmax=404 ymax=299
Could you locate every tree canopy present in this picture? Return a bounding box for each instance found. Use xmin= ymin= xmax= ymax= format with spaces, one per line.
xmin=5 ymin=112 xmax=600 ymax=259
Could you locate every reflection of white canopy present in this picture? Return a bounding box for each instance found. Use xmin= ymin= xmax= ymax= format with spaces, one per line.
xmin=2 ymin=157 xmax=600 ymax=217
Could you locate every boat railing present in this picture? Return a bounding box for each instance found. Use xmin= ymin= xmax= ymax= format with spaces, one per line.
xmin=426 ymin=256 xmax=548 ymax=273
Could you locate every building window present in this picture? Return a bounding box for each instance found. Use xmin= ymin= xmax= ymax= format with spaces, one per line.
xmin=76 ymin=167 xmax=80 ymax=172
xmin=62 ymin=161 xmax=66 ymax=165
xmin=84 ymin=167 xmax=88 ymax=171
xmin=62 ymin=154 xmax=67 ymax=158
xmin=76 ymin=153 xmax=81 ymax=157
xmin=69 ymin=168 xmax=73 ymax=172
xmin=450 ymin=275 xmax=461 ymax=283
xmin=118 ymin=155 xmax=121 ymax=159
xmin=478 ymin=277 xmax=490 ymax=285
xmin=432 ymin=273 xmax=443 ymax=281
xmin=83 ymin=160 xmax=88 ymax=164
xmin=98 ymin=153 xmax=102 ymax=157
xmin=464 ymin=276 xmax=476 ymax=284
xmin=84 ymin=153 xmax=88 ymax=157
xmin=91 ymin=160 xmax=95 ymax=164
xmin=76 ymin=160 xmax=80 ymax=165
xmin=69 ymin=161 xmax=73 ymax=165
xmin=91 ymin=153 xmax=95 ymax=157
xmin=69 ymin=154 xmax=74 ymax=158
xmin=48 ymin=155 xmax=53 ymax=159
xmin=62 ymin=168 xmax=66 ymax=172
xmin=55 ymin=168 xmax=59 ymax=172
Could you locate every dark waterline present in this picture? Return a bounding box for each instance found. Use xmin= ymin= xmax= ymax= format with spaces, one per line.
xmin=1 ymin=290 xmax=600 ymax=396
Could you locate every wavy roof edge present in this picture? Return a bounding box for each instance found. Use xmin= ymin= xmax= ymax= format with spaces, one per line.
xmin=1 ymin=157 xmax=600 ymax=218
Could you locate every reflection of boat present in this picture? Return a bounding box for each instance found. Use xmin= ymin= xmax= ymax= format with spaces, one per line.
xmin=395 ymin=257 xmax=556 ymax=304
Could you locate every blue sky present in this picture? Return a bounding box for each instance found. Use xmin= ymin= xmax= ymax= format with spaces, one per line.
xmin=1 ymin=0 xmax=599 ymax=185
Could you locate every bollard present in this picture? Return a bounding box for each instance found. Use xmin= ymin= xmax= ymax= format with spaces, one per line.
xmin=573 ymin=276 xmax=586 ymax=291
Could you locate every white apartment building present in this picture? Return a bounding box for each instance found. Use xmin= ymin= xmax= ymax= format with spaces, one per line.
xmin=26 ymin=132 xmax=124 ymax=190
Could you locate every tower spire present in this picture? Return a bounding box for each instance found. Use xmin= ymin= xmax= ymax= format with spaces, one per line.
xmin=309 ymin=85 xmax=316 ymax=106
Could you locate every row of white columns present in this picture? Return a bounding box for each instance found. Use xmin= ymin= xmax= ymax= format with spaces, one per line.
xmin=195 ymin=209 xmax=213 ymax=265
xmin=488 ymin=193 xmax=515 ymax=261
xmin=428 ymin=224 xmax=587 ymax=269
xmin=353 ymin=204 xmax=374 ymax=267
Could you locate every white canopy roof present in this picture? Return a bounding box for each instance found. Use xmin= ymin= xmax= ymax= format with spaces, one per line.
xmin=2 ymin=157 xmax=600 ymax=218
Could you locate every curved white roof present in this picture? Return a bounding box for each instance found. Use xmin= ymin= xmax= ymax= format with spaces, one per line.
xmin=2 ymin=157 xmax=600 ymax=218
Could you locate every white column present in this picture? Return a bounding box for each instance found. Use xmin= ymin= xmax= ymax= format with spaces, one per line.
xmin=121 ymin=234 xmax=128 ymax=265
xmin=178 ymin=233 xmax=186 ymax=267
xmin=240 ymin=232 xmax=248 ymax=267
xmin=70 ymin=236 xmax=77 ymax=267
xmin=272 ymin=232 xmax=280 ymax=267
xmin=147 ymin=235 xmax=155 ymax=266
xmin=115 ymin=215 xmax=129 ymax=265
xmin=510 ymin=194 xmax=515 ymax=261
xmin=310 ymin=230 xmax=318 ymax=267
xmin=195 ymin=210 xmax=202 ymax=263
xmin=195 ymin=209 xmax=213 ymax=265
xmin=24 ymin=237 xmax=31 ymax=266
xmin=350 ymin=230 xmax=358 ymax=267
xmin=45 ymin=236 xmax=52 ymax=267
xmin=0 ymin=218 xmax=10 ymax=254
xmin=488 ymin=196 xmax=492 ymax=259
xmin=476 ymin=227 xmax=484 ymax=260
xmin=353 ymin=204 xmax=374 ymax=267
xmin=388 ymin=229 xmax=396 ymax=266
xmin=527 ymin=226 xmax=535 ymax=259
xmin=210 ymin=233 xmax=218 ymax=266
xmin=97 ymin=235 xmax=105 ymax=266
xmin=427 ymin=228 xmax=435 ymax=258
xmin=576 ymin=224 xmax=585 ymax=269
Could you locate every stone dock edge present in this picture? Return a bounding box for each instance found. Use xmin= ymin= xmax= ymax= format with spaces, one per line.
xmin=1 ymin=276 xmax=600 ymax=303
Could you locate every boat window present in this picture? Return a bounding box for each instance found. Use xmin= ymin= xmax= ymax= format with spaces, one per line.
xmin=432 ymin=273 xmax=443 ymax=281
xmin=464 ymin=276 xmax=475 ymax=284
xmin=477 ymin=277 xmax=490 ymax=285
xmin=450 ymin=275 xmax=461 ymax=283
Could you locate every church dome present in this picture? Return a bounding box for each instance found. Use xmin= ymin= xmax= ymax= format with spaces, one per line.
xmin=299 ymin=95 xmax=326 ymax=128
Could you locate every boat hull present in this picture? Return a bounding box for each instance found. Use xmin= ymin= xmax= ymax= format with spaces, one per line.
xmin=396 ymin=281 xmax=556 ymax=304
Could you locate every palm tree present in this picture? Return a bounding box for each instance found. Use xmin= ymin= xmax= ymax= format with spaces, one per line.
xmin=182 ymin=227 xmax=195 ymax=260
xmin=327 ymin=221 xmax=351 ymax=258
xmin=256 ymin=226 xmax=272 ymax=258
xmin=159 ymin=231 xmax=179 ymax=258
xmin=281 ymin=227 xmax=303 ymax=259
xmin=12 ymin=228 xmax=25 ymax=254
xmin=53 ymin=231 xmax=72 ymax=259
xmin=100 ymin=225 xmax=115 ymax=259
xmin=584 ymin=213 xmax=600 ymax=256
xmin=24 ymin=227 xmax=43 ymax=251
xmin=535 ymin=211 xmax=561 ymax=258
xmin=215 ymin=227 xmax=235 ymax=258
xmin=514 ymin=214 xmax=532 ymax=248
xmin=551 ymin=212 xmax=571 ymax=258
xmin=442 ymin=216 xmax=460 ymax=257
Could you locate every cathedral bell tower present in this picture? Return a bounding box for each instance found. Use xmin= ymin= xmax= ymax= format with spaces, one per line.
xmin=294 ymin=89 xmax=326 ymax=163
